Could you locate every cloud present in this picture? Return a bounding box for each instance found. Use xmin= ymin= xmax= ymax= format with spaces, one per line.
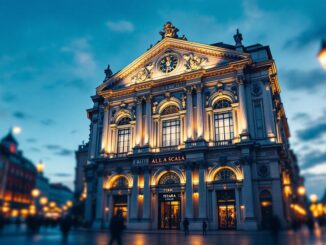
xmin=12 ymin=111 xmax=30 ymax=119
xmin=45 ymin=144 xmax=61 ymax=150
xmin=284 ymin=22 xmax=326 ymax=49
xmin=297 ymin=122 xmax=326 ymax=141
xmin=30 ymin=147 xmax=41 ymax=152
xmin=292 ymin=112 xmax=310 ymax=122
xmin=301 ymin=151 xmax=326 ymax=170
xmin=70 ymin=130 xmax=78 ymax=134
xmin=26 ymin=138 xmax=37 ymax=143
xmin=106 ymin=20 xmax=134 ymax=32
xmin=40 ymin=119 xmax=55 ymax=126
xmin=2 ymin=93 xmax=17 ymax=102
xmin=52 ymin=173 xmax=72 ymax=177
xmin=55 ymin=148 xmax=74 ymax=156
xmin=303 ymin=172 xmax=326 ymax=179
xmin=280 ymin=68 xmax=326 ymax=91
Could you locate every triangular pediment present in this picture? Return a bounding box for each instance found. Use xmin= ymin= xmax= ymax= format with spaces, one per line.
xmin=98 ymin=37 xmax=251 ymax=93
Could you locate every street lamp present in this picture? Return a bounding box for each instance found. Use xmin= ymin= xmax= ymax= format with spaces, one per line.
xmin=309 ymin=194 xmax=318 ymax=203
xmin=317 ymin=39 xmax=326 ymax=69
xmin=39 ymin=197 xmax=48 ymax=206
xmin=31 ymin=189 xmax=40 ymax=198
xmin=297 ymin=186 xmax=306 ymax=196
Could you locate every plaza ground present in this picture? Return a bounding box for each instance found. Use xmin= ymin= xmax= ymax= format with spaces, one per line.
xmin=0 ymin=225 xmax=326 ymax=245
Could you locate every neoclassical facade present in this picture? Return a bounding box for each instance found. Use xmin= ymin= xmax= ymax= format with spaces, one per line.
xmin=83 ymin=23 xmax=304 ymax=230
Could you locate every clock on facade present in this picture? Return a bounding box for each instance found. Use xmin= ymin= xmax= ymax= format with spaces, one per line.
xmin=159 ymin=54 xmax=178 ymax=73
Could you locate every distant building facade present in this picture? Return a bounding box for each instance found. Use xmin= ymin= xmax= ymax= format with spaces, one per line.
xmin=74 ymin=142 xmax=89 ymax=202
xmin=0 ymin=132 xmax=37 ymax=214
xmin=49 ymin=183 xmax=73 ymax=207
xmin=83 ymin=23 xmax=305 ymax=230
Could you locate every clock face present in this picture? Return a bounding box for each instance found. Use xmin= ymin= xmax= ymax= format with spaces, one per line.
xmin=159 ymin=54 xmax=178 ymax=73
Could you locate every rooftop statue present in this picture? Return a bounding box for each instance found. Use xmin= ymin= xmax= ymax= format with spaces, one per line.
xmin=104 ymin=64 xmax=113 ymax=81
xmin=233 ymin=29 xmax=243 ymax=46
xmin=160 ymin=22 xmax=179 ymax=39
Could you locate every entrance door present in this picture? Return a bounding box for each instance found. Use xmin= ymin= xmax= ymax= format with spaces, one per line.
xmin=216 ymin=190 xmax=236 ymax=230
xmin=158 ymin=193 xmax=181 ymax=230
xmin=113 ymin=195 xmax=128 ymax=221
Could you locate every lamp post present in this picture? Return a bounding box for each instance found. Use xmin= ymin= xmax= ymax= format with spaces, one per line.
xmin=297 ymin=186 xmax=306 ymax=196
xmin=317 ymin=39 xmax=326 ymax=69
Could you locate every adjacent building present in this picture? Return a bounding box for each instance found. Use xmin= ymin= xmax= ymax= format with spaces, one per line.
xmin=83 ymin=22 xmax=305 ymax=230
xmin=49 ymin=183 xmax=73 ymax=207
xmin=0 ymin=131 xmax=37 ymax=215
xmin=74 ymin=142 xmax=89 ymax=202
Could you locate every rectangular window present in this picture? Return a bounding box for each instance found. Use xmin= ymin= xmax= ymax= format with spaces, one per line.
xmin=162 ymin=119 xmax=180 ymax=147
xmin=117 ymin=128 xmax=130 ymax=154
xmin=214 ymin=112 xmax=234 ymax=144
xmin=253 ymin=100 xmax=265 ymax=139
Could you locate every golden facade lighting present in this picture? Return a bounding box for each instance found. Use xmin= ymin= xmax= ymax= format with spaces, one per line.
xmin=31 ymin=189 xmax=41 ymax=198
xmin=297 ymin=186 xmax=306 ymax=196
xmin=317 ymin=40 xmax=326 ymax=69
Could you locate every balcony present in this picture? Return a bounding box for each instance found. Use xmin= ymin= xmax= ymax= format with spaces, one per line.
xmin=212 ymin=140 xmax=232 ymax=146
xmin=160 ymin=146 xmax=179 ymax=152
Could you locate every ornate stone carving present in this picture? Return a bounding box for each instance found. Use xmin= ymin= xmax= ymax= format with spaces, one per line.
xmin=182 ymin=94 xmax=186 ymax=109
xmin=152 ymin=101 xmax=158 ymax=114
xmin=104 ymin=64 xmax=113 ymax=80
xmin=131 ymin=62 xmax=154 ymax=84
xmin=159 ymin=22 xmax=179 ymax=39
xmin=183 ymin=53 xmax=208 ymax=71
xmin=251 ymin=83 xmax=262 ymax=97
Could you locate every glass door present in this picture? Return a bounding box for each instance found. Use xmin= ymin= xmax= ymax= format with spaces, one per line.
xmin=218 ymin=204 xmax=236 ymax=229
xmin=159 ymin=200 xmax=180 ymax=229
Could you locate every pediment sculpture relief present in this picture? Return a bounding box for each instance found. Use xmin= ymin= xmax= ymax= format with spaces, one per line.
xmin=183 ymin=53 xmax=208 ymax=71
xmin=131 ymin=62 xmax=154 ymax=84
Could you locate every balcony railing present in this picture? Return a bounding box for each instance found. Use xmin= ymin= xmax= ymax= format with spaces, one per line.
xmin=213 ymin=140 xmax=232 ymax=146
xmin=160 ymin=146 xmax=179 ymax=152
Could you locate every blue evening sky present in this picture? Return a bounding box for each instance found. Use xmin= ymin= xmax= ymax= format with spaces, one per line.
xmin=1 ymin=0 xmax=326 ymax=197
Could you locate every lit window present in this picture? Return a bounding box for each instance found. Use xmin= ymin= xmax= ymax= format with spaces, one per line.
xmin=214 ymin=112 xmax=234 ymax=143
xmin=162 ymin=119 xmax=180 ymax=147
xmin=158 ymin=172 xmax=180 ymax=185
xmin=112 ymin=177 xmax=128 ymax=188
xmin=214 ymin=169 xmax=237 ymax=182
xmin=117 ymin=128 xmax=130 ymax=154
xmin=253 ymin=100 xmax=265 ymax=138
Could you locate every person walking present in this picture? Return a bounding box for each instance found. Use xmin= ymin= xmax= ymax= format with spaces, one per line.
xmin=202 ymin=220 xmax=207 ymax=236
xmin=108 ymin=209 xmax=125 ymax=245
xmin=60 ymin=214 xmax=72 ymax=241
xmin=183 ymin=217 xmax=189 ymax=236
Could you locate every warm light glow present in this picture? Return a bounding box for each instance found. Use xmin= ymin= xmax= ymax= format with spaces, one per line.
xmin=318 ymin=46 xmax=326 ymax=69
xmin=2 ymin=206 xmax=10 ymax=213
xmin=291 ymin=204 xmax=307 ymax=216
xmin=39 ymin=197 xmax=48 ymax=205
xmin=261 ymin=201 xmax=271 ymax=207
xmin=31 ymin=189 xmax=41 ymax=198
xmin=21 ymin=209 xmax=28 ymax=216
xmin=297 ymin=186 xmax=306 ymax=196
xmin=12 ymin=126 xmax=22 ymax=135
xmin=105 ymin=207 xmax=110 ymax=212
xmin=66 ymin=200 xmax=73 ymax=207
xmin=49 ymin=202 xmax=57 ymax=208
xmin=240 ymin=205 xmax=245 ymax=209
xmin=11 ymin=209 xmax=19 ymax=217
xmin=309 ymin=194 xmax=318 ymax=203
xmin=43 ymin=206 xmax=49 ymax=212
xmin=36 ymin=161 xmax=45 ymax=173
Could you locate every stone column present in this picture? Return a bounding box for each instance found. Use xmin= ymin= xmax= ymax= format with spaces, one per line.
xmin=263 ymin=81 xmax=276 ymax=140
xmin=211 ymin=190 xmax=217 ymax=229
xmin=196 ymin=85 xmax=204 ymax=139
xmin=135 ymin=98 xmax=142 ymax=146
xmin=198 ymin=164 xmax=206 ymax=219
xmin=142 ymin=168 xmax=150 ymax=219
xmin=242 ymin=157 xmax=257 ymax=229
xmin=186 ymin=88 xmax=193 ymax=140
xmin=84 ymin=179 xmax=93 ymax=222
xmin=108 ymin=193 xmax=113 ymax=222
xmin=111 ymin=127 xmax=117 ymax=154
xmin=95 ymin=166 xmax=105 ymax=226
xmin=101 ymin=104 xmax=109 ymax=153
xmin=130 ymin=170 xmax=139 ymax=219
xmin=144 ymin=95 xmax=151 ymax=146
xmin=89 ymin=116 xmax=98 ymax=159
xmin=185 ymin=165 xmax=193 ymax=218
xmin=238 ymin=75 xmax=249 ymax=139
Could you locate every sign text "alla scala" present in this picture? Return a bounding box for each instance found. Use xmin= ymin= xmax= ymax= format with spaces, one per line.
xmin=151 ymin=155 xmax=185 ymax=164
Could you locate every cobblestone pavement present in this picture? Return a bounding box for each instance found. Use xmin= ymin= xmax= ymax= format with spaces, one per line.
xmin=0 ymin=226 xmax=325 ymax=245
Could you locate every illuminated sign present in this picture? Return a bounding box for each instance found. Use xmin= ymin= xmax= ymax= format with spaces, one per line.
xmin=159 ymin=192 xmax=181 ymax=202
xmin=151 ymin=155 xmax=185 ymax=164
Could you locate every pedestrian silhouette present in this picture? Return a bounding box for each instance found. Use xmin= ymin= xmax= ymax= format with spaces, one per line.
xmin=202 ymin=220 xmax=207 ymax=236
xmin=270 ymin=215 xmax=281 ymax=243
xmin=108 ymin=209 xmax=125 ymax=245
xmin=306 ymin=216 xmax=315 ymax=236
xmin=183 ymin=217 xmax=189 ymax=236
xmin=60 ymin=215 xmax=72 ymax=241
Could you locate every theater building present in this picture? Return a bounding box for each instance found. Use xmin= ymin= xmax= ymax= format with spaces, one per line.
xmin=83 ymin=22 xmax=303 ymax=230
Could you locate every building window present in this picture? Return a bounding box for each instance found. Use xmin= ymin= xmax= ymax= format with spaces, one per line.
xmin=214 ymin=112 xmax=234 ymax=143
xmin=253 ymin=100 xmax=265 ymax=139
xmin=158 ymin=172 xmax=180 ymax=185
xmin=162 ymin=119 xmax=180 ymax=147
xmin=111 ymin=177 xmax=129 ymax=189
xmin=214 ymin=169 xmax=237 ymax=182
xmin=214 ymin=99 xmax=232 ymax=109
xmin=117 ymin=128 xmax=130 ymax=154
xmin=161 ymin=105 xmax=179 ymax=115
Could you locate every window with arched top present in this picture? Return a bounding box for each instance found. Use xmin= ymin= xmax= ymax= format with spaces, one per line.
xmin=213 ymin=99 xmax=234 ymax=145
xmin=214 ymin=169 xmax=237 ymax=182
xmin=117 ymin=117 xmax=131 ymax=154
xmin=117 ymin=117 xmax=131 ymax=126
xmin=161 ymin=105 xmax=179 ymax=115
xmin=160 ymin=105 xmax=180 ymax=147
xmin=158 ymin=172 xmax=180 ymax=185
xmin=214 ymin=99 xmax=232 ymax=109
xmin=111 ymin=177 xmax=129 ymax=188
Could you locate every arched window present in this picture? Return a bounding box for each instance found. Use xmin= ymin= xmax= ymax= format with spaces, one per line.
xmin=161 ymin=105 xmax=179 ymax=115
xmin=214 ymin=169 xmax=237 ymax=182
xmin=118 ymin=117 xmax=131 ymax=126
xmin=117 ymin=117 xmax=131 ymax=154
xmin=213 ymin=99 xmax=233 ymax=145
xmin=160 ymin=105 xmax=180 ymax=147
xmin=214 ymin=99 xmax=232 ymax=109
xmin=158 ymin=172 xmax=180 ymax=185
xmin=111 ymin=176 xmax=129 ymax=188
